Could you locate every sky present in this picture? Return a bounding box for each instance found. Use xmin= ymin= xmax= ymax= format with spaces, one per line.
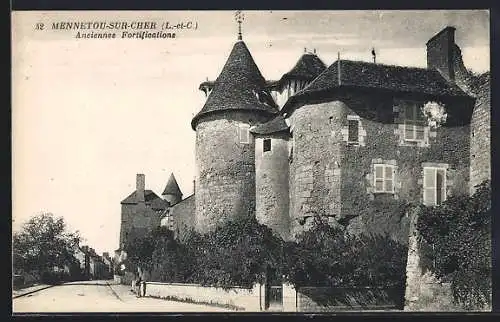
xmin=12 ymin=10 xmax=490 ymax=255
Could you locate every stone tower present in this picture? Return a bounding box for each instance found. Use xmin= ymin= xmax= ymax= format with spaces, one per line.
xmin=191 ymin=38 xmax=279 ymax=234
xmin=251 ymin=115 xmax=291 ymax=240
xmin=162 ymin=173 xmax=183 ymax=206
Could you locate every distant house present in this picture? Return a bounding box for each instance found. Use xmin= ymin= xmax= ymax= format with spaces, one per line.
xmin=118 ymin=174 xmax=169 ymax=250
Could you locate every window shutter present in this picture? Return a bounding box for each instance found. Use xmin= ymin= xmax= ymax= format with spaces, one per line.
xmin=384 ymin=165 xmax=394 ymax=192
xmin=423 ymin=168 xmax=436 ymax=205
xmin=436 ymin=169 xmax=446 ymax=205
xmin=416 ymin=126 xmax=425 ymax=140
xmin=374 ymin=164 xmax=384 ymax=192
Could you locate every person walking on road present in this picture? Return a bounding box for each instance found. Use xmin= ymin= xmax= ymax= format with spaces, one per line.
xmin=136 ymin=275 xmax=142 ymax=297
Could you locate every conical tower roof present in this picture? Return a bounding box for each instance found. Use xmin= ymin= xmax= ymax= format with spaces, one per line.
xmin=279 ymin=52 xmax=326 ymax=83
xmin=162 ymin=173 xmax=182 ymax=197
xmin=191 ymin=41 xmax=279 ymax=130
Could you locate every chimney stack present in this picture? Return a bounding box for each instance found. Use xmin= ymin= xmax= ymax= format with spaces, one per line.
xmin=136 ymin=173 xmax=145 ymax=203
xmin=426 ymin=26 xmax=456 ymax=81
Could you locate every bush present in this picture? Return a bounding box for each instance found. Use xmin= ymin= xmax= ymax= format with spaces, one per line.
xmin=417 ymin=180 xmax=491 ymax=310
xmin=127 ymin=215 xmax=407 ymax=290
xmin=284 ymin=216 xmax=408 ymax=288
xmin=40 ymin=271 xmax=65 ymax=285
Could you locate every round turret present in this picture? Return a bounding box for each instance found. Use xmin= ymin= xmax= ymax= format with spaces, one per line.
xmin=192 ymin=40 xmax=278 ymax=234
xmin=162 ymin=173 xmax=183 ymax=206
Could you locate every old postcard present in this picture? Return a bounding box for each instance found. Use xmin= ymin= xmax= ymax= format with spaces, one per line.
xmin=11 ymin=10 xmax=491 ymax=313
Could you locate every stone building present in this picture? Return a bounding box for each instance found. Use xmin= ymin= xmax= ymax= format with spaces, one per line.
xmin=117 ymin=172 xmax=196 ymax=255
xmin=120 ymin=25 xmax=489 ymax=244
xmin=118 ymin=174 xmax=169 ymax=250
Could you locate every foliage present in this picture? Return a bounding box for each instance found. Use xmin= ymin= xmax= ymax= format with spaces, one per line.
xmin=13 ymin=213 xmax=81 ymax=277
xmin=126 ymin=216 xmax=284 ymax=288
xmin=284 ymin=216 xmax=407 ymax=288
xmin=189 ymin=216 xmax=285 ymax=288
xmin=417 ymin=180 xmax=491 ymax=310
xmin=127 ymin=215 xmax=406 ymax=290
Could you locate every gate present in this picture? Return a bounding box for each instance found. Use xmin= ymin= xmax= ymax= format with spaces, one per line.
xmin=265 ymin=285 xmax=283 ymax=310
xmin=269 ymin=286 xmax=283 ymax=305
xmin=264 ymin=265 xmax=283 ymax=311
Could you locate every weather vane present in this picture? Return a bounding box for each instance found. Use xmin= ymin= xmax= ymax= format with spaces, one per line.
xmin=235 ymin=10 xmax=245 ymax=40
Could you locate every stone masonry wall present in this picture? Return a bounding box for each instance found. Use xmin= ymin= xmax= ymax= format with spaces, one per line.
xmin=287 ymin=101 xmax=346 ymax=239
xmin=255 ymin=133 xmax=290 ymax=240
xmin=470 ymin=77 xmax=491 ymax=193
xmin=285 ymin=90 xmax=472 ymax=242
xmin=120 ymin=203 xmax=162 ymax=248
xmin=404 ymin=205 xmax=455 ymax=311
xmin=194 ymin=111 xmax=271 ymax=234
xmin=334 ymin=92 xmax=471 ymax=243
xmin=170 ymin=195 xmax=196 ymax=241
xmin=144 ymin=282 xmax=264 ymax=311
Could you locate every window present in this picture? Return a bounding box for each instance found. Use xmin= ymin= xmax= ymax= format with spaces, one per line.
xmin=348 ymin=119 xmax=359 ymax=144
xmin=373 ymin=164 xmax=395 ymax=193
xmin=239 ymin=124 xmax=250 ymax=144
xmin=403 ymin=102 xmax=426 ymax=141
xmin=423 ymin=167 xmax=446 ymax=206
xmin=263 ymin=138 xmax=271 ymax=152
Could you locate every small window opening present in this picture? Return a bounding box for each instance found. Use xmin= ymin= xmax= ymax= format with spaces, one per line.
xmin=348 ymin=119 xmax=359 ymax=144
xmin=263 ymin=139 xmax=271 ymax=152
xmin=239 ymin=124 xmax=250 ymax=144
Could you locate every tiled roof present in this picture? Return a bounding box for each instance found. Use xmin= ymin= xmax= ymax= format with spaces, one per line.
xmin=121 ymin=190 xmax=168 ymax=210
xmin=250 ymin=115 xmax=289 ymax=135
xmin=286 ymin=60 xmax=471 ymax=108
xmin=200 ymin=79 xmax=277 ymax=90
xmin=191 ymin=41 xmax=279 ymax=130
xmin=162 ymin=174 xmax=182 ymax=197
xmin=278 ymin=53 xmax=326 ymax=83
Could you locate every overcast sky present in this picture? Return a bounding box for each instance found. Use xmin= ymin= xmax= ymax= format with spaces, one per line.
xmin=12 ymin=10 xmax=489 ymax=255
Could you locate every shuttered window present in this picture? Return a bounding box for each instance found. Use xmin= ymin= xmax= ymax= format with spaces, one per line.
xmin=374 ymin=164 xmax=395 ymax=193
xmin=239 ymin=124 xmax=250 ymax=144
xmin=423 ymin=167 xmax=447 ymax=206
xmin=404 ymin=102 xmax=426 ymax=141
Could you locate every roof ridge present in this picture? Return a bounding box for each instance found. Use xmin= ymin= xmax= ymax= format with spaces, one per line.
xmin=337 ymin=59 xmax=437 ymax=72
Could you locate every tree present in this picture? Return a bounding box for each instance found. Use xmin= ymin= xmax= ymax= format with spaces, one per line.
xmin=13 ymin=213 xmax=81 ymax=277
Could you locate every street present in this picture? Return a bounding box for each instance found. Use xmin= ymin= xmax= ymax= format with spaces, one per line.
xmin=12 ymin=280 xmax=233 ymax=313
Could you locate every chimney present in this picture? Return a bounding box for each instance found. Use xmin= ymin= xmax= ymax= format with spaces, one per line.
xmin=136 ymin=173 xmax=145 ymax=203
xmin=426 ymin=26 xmax=456 ymax=81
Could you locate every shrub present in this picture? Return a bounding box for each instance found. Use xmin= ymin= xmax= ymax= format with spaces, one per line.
xmin=417 ymin=180 xmax=491 ymax=310
xmin=284 ymin=216 xmax=408 ymax=288
xmin=128 ymin=215 xmax=407 ymax=291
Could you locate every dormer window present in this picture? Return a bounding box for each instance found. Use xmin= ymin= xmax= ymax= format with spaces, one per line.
xmin=239 ymin=124 xmax=250 ymax=144
xmin=403 ymin=102 xmax=426 ymax=142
